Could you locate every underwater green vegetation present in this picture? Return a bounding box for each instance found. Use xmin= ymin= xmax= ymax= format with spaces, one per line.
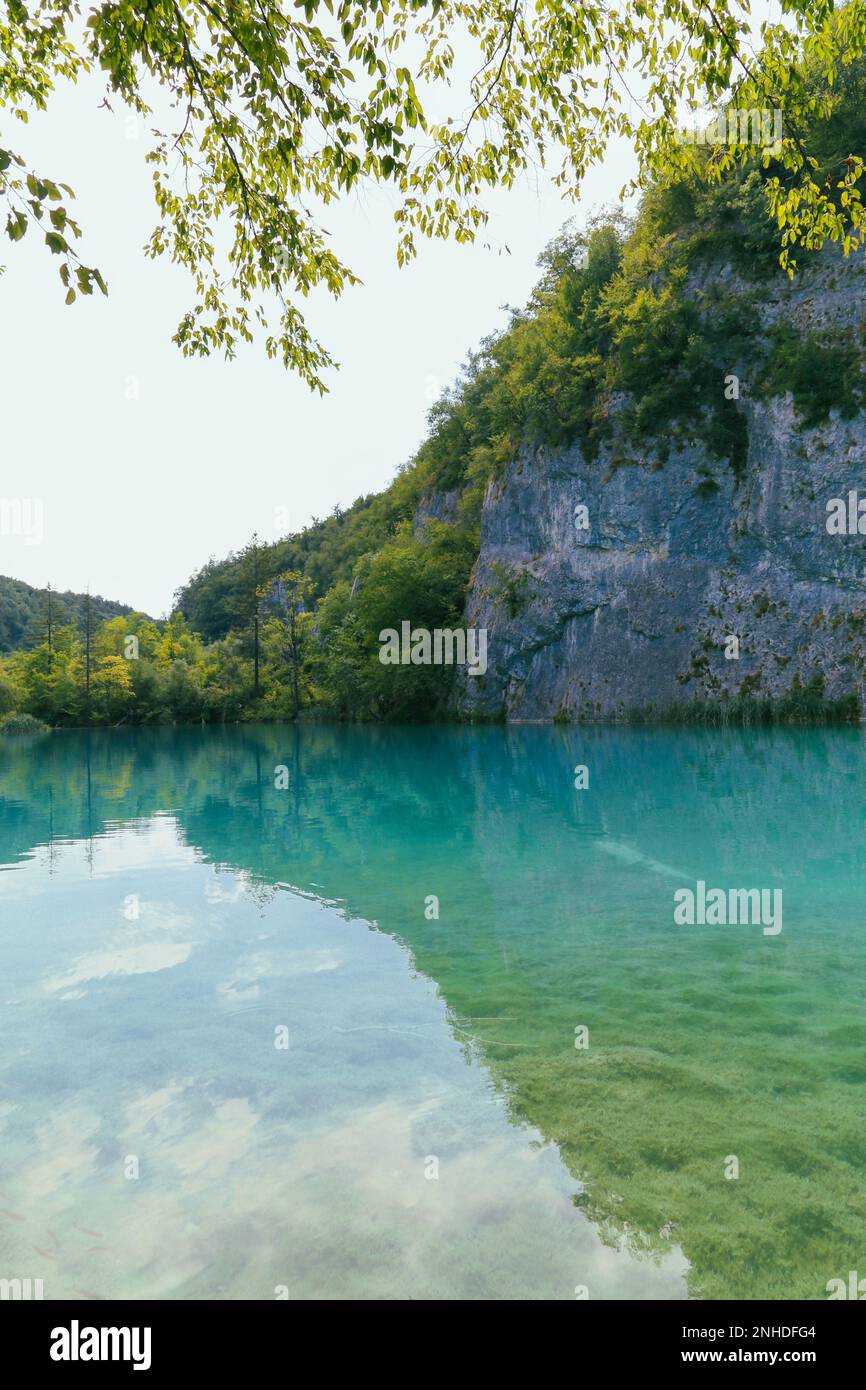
xmin=2 ymin=723 xmax=865 ymax=1298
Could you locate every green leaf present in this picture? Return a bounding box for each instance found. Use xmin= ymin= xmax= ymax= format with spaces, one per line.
xmin=6 ymin=211 xmax=27 ymax=242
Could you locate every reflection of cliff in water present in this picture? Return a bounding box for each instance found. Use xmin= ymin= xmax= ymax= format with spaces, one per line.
xmin=2 ymin=723 xmax=865 ymax=1299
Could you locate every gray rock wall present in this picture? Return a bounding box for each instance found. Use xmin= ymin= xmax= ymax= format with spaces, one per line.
xmin=454 ymin=253 xmax=866 ymax=721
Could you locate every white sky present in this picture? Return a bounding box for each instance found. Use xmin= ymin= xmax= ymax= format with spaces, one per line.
xmin=1 ymin=49 xmax=641 ymax=616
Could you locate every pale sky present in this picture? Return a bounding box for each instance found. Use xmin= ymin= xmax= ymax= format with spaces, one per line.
xmin=1 ymin=59 xmax=641 ymax=616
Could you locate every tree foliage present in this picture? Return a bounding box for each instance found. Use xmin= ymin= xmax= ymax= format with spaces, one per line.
xmin=0 ymin=574 xmax=138 ymax=652
xmin=4 ymin=0 xmax=866 ymax=385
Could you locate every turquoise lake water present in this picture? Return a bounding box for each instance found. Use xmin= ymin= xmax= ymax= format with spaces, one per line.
xmin=0 ymin=724 xmax=864 ymax=1300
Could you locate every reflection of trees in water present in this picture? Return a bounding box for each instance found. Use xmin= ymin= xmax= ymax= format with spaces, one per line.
xmin=243 ymin=877 xmax=279 ymax=914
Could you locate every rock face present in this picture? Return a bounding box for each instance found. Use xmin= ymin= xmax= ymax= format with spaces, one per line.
xmin=455 ymin=253 xmax=866 ymax=722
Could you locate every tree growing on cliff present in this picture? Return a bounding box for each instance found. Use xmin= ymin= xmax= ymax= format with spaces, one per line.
xmin=3 ymin=0 xmax=866 ymax=389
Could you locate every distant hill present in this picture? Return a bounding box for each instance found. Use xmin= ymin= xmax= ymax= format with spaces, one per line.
xmin=0 ymin=576 xmax=143 ymax=653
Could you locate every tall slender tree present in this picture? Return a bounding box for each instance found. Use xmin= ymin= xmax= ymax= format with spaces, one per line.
xmin=262 ymin=571 xmax=315 ymax=718
xmin=229 ymin=533 xmax=265 ymax=698
xmin=44 ymin=583 xmax=54 ymax=674
xmin=83 ymin=588 xmax=92 ymax=725
xmin=250 ymin=535 xmax=261 ymax=699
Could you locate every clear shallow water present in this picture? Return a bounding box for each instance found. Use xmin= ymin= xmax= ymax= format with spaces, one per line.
xmin=0 ymin=724 xmax=864 ymax=1300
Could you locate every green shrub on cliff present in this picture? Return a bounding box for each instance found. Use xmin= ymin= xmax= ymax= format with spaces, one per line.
xmin=757 ymin=325 xmax=866 ymax=427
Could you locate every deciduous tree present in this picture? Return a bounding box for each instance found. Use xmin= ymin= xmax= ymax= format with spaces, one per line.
xmin=4 ymin=0 xmax=866 ymax=387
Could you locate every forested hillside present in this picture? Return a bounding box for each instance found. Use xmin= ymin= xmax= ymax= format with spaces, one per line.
xmin=0 ymin=577 xmax=139 ymax=653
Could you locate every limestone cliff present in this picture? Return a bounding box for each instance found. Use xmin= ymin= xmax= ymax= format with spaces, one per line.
xmin=454 ymin=249 xmax=866 ymax=721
